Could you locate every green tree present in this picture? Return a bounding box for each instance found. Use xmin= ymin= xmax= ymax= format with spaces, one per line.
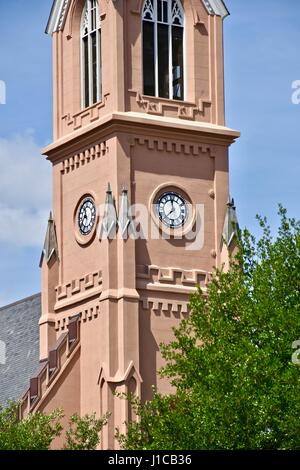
xmin=118 ymin=207 xmax=300 ymax=450
xmin=64 ymin=412 xmax=109 ymax=450
xmin=0 ymin=402 xmax=108 ymax=450
xmin=0 ymin=402 xmax=63 ymax=450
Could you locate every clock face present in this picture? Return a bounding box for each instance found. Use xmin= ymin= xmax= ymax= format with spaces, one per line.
xmin=157 ymin=192 xmax=187 ymax=228
xmin=78 ymin=198 xmax=96 ymax=235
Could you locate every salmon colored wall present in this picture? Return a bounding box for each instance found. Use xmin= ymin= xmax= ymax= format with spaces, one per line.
xmin=32 ymin=0 xmax=239 ymax=450
xmin=53 ymin=0 xmax=226 ymax=140
xmin=39 ymin=348 xmax=81 ymax=449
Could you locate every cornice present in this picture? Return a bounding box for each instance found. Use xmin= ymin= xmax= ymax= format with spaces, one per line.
xmin=42 ymin=111 xmax=240 ymax=162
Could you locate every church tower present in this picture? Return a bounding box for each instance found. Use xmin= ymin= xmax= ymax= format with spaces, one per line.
xmin=20 ymin=0 xmax=239 ymax=449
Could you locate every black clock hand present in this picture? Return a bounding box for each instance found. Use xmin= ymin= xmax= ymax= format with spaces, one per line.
xmin=167 ymin=201 xmax=176 ymax=217
xmin=166 ymin=200 xmax=173 ymax=216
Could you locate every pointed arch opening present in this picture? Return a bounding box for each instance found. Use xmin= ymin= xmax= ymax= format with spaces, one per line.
xmin=81 ymin=0 xmax=102 ymax=108
xmin=142 ymin=0 xmax=184 ymax=101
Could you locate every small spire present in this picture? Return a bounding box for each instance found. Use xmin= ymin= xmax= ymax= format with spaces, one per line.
xmin=221 ymin=197 xmax=239 ymax=248
xmin=39 ymin=212 xmax=59 ymax=267
xmin=118 ymin=185 xmax=133 ymax=239
xmin=99 ymin=183 xmax=117 ymax=240
xmin=226 ymin=197 xmax=236 ymax=210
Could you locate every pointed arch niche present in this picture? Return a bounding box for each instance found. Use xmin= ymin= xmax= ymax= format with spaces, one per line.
xmin=80 ymin=0 xmax=102 ymax=108
xmin=66 ymin=0 xmax=104 ymax=113
xmin=53 ymin=0 xmax=111 ymax=138
xmin=142 ymin=0 xmax=185 ymax=101
xmin=127 ymin=0 xmax=212 ymax=115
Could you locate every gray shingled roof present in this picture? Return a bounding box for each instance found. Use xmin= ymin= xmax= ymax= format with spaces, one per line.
xmin=0 ymin=294 xmax=41 ymax=408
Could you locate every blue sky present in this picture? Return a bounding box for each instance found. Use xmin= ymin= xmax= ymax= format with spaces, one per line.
xmin=0 ymin=0 xmax=299 ymax=306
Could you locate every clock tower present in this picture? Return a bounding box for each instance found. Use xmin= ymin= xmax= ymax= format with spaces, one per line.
xmin=20 ymin=0 xmax=239 ymax=449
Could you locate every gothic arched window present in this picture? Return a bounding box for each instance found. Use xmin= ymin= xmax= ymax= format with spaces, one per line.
xmin=81 ymin=0 xmax=102 ymax=108
xmin=142 ymin=0 xmax=184 ymax=101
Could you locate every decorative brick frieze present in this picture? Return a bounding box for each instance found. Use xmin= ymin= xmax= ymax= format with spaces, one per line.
xmin=137 ymin=263 xmax=211 ymax=316
xmin=130 ymin=90 xmax=211 ymax=121
xmin=55 ymin=271 xmax=103 ymax=307
xmin=131 ymin=135 xmax=216 ymax=157
xmin=60 ymin=142 xmax=108 ymax=174
xmin=61 ymin=93 xmax=110 ymax=134
xmin=140 ymin=297 xmax=189 ymax=316
xmin=137 ymin=265 xmax=210 ymax=288
xmin=55 ymin=305 xmax=100 ymax=331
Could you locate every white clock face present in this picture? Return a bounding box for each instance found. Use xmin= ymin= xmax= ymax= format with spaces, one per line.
xmin=157 ymin=192 xmax=187 ymax=228
xmin=78 ymin=198 xmax=96 ymax=235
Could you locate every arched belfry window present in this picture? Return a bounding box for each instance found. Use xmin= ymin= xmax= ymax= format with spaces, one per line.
xmin=142 ymin=0 xmax=184 ymax=101
xmin=81 ymin=0 xmax=102 ymax=108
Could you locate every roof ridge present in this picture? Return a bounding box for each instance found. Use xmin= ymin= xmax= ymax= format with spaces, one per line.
xmin=0 ymin=293 xmax=41 ymax=312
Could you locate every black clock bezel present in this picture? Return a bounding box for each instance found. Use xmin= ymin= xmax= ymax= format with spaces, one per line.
xmin=156 ymin=191 xmax=188 ymax=228
xmin=77 ymin=197 xmax=97 ymax=236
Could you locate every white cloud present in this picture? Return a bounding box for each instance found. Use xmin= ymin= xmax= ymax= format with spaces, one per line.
xmin=0 ymin=204 xmax=49 ymax=247
xmin=0 ymin=132 xmax=51 ymax=247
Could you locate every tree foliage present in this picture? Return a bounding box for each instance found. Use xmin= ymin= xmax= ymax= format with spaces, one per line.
xmin=118 ymin=207 xmax=300 ymax=450
xmin=0 ymin=402 xmax=108 ymax=450
xmin=0 ymin=402 xmax=63 ymax=450
xmin=65 ymin=412 xmax=109 ymax=450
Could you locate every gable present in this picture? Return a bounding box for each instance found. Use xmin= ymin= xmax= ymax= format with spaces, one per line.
xmin=46 ymin=0 xmax=70 ymax=35
xmin=45 ymin=0 xmax=229 ymax=35
xmin=202 ymin=0 xmax=229 ymax=18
